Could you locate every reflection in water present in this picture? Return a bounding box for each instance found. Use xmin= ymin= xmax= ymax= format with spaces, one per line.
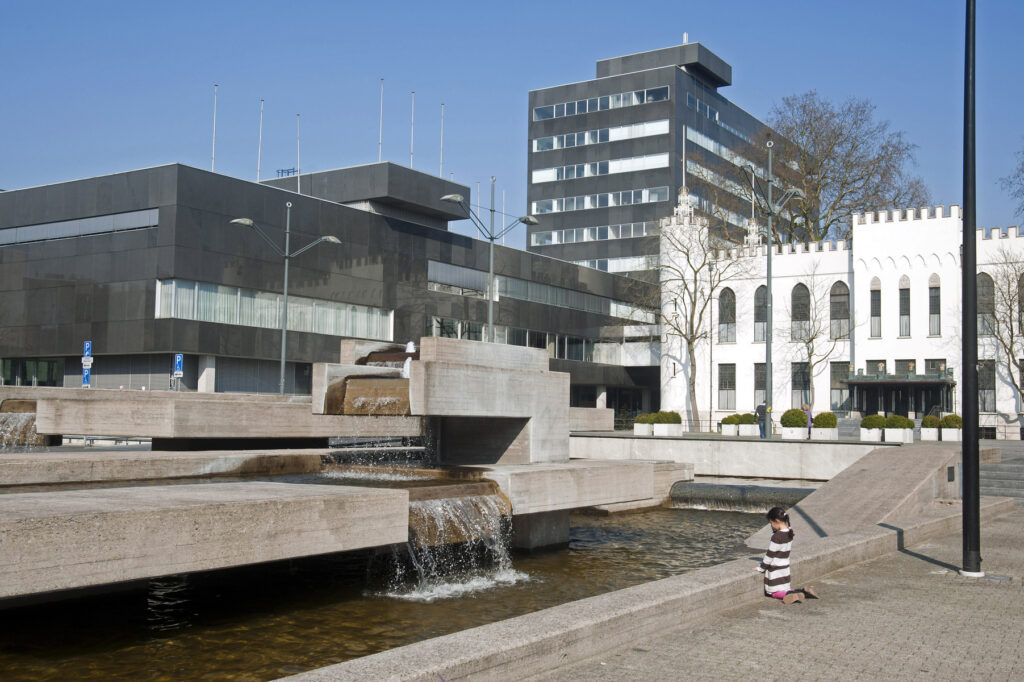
xmin=0 ymin=509 xmax=762 ymax=681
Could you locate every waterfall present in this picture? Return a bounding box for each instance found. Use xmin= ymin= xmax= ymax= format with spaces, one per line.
xmin=373 ymin=494 xmax=527 ymax=601
xmin=0 ymin=413 xmax=40 ymax=448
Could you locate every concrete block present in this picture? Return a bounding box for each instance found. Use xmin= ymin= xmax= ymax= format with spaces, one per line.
xmin=417 ymin=336 xmax=548 ymax=372
xmin=0 ymin=482 xmax=409 ymax=600
xmin=342 ymin=378 xmax=410 ymax=416
xmin=569 ymin=407 xmax=614 ymax=432
xmin=511 ymin=510 xmax=570 ymax=550
xmin=310 ymin=363 xmax=401 ymax=414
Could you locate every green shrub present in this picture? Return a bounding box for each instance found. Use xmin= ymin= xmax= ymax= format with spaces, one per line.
xmin=812 ymin=412 xmax=837 ymax=428
xmin=633 ymin=413 xmax=653 ymax=425
xmin=860 ymin=414 xmax=886 ymax=429
xmin=721 ymin=414 xmax=740 ymax=425
xmin=780 ymin=408 xmax=807 ymax=428
xmin=738 ymin=413 xmax=758 ymax=425
xmin=885 ymin=414 xmax=913 ymax=429
xmin=649 ymin=410 xmax=682 ymax=424
xmin=940 ymin=414 xmax=963 ymax=429
xmin=921 ymin=415 xmax=941 ymax=429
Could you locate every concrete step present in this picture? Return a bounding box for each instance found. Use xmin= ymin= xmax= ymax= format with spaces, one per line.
xmin=980 ymin=470 xmax=1024 ymax=482
xmin=980 ymin=485 xmax=1024 ymax=500
xmin=981 ymin=463 xmax=1024 ymax=474
xmin=980 ymin=478 xmax=1024 ymax=491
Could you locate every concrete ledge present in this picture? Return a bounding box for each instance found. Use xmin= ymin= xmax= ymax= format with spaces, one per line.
xmin=279 ymin=497 xmax=1014 ymax=682
xmin=34 ymin=398 xmax=423 ymax=439
xmin=671 ymin=481 xmax=814 ymax=510
xmin=0 ymin=482 xmax=409 ymax=600
xmin=570 ymin=433 xmax=882 ymax=480
xmin=0 ymin=449 xmax=325 ymax=486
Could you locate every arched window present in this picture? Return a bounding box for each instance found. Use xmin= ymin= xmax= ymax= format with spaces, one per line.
xmin=929 ymin=273 xmax=941 ymax=335
xmin=829 ymin=281 xmax=850 ymax=339
xmin=754 ymin=285 xmax=767 ymax=342
xmin=718 ymin=288 xmax=736 ymax=343
xmin=870 ymin=277 xmax=882 ymax=337
xmin=898 ymin=274 xmax=911 ymax=337
xmin=978 ymin=272 xmax=995 ymax=335
xmin=791 ymin=283 xmax=810 ymax=341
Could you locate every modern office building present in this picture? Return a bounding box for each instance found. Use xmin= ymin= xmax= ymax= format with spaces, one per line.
xmin=0 ymin=163 xmax=660 ymax=416
xmin=527 ymin=42 xmax=778 ymax=280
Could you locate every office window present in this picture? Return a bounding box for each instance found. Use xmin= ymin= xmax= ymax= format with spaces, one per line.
xmin=754 ymin=363 xmax=766 ymax=407
xmin=929 ymin=275 xmax=941 ymax=335
xmin=791 ymin=362 xmax=811 ymax=409
xmin=899 ymin=285 xmax=911 ymax=337
xmin=978 ymin=273 xmax=995 ymax=335
xmin=532 ymin=86 xmax=670 ymax=121
xmin=830 ymin=362 xmax=850 ymax=412
xmin=754 ymin=285 xmax=767 ymax=342
xmin=870 ymin=278 xmax=882 ymax=337
xmin=791 ymin=284 xmax=810 ymax=341
xmin=718 ymin=288 xmax=736 ymax=342
xmin=895 ymin=359 xmax=915 ymax=375
xmin=978 ymin=359 xmax=996 ymax=412
xmin=868 ymin=359 xmax=887 ymax=375
xmin=719 ymin=364 xmax=736 ymax=410
xmin=830 ymin=281 xmax=850 ymax=339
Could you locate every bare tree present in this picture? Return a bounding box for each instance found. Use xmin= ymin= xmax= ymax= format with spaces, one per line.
xmin=657 ymin=191 xmax=753 ymax=427
xmin=751 ymin=91 xmax=930 ymax=242
xmin=782 ymin=264 xmax=848 ymax=408
xmin=986 ymin=245 xmax=1024 ymax=406
xmin=1001 ymin=144 xmax=1024 ymax=219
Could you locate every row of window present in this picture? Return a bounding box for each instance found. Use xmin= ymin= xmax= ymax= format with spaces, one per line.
xmin=868 ymin=276 xmax=944 ymax=338
xmin=532 ymin=186 xmax=670 ymax=215
xmin=686 ymin=92 xmax=751 ymax=144
xmin=717 ymin=281 xmax=852 ymax=343
xmin=574 ymin=254 xmax=659 ymax=274
xmin=427 ymin=316 xmax=597 ymax=362
xmin=532 ymin=119 xmax=669 ymax=153
xmin=717 ymin=361 xmax=851 ymax=411
xmin=156 ymin=279 xmax=393 ymax=341
xmin=689 ymin=192 xmax=751 ymax=231
xmin=532 ymin=153 xmax=669 ymax=184
xmin=530 ymin=220 xmax=659 ymax=247
xmin=426 ymin=260 xmax=655 ymax=322
xmin=533 ymin=86 xmax=669 ymax=121
xmin=0 ymin=208 xmax=159 ymax=246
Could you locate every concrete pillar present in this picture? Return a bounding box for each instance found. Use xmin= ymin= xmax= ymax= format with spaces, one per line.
xmin=595 ymin=385 xmax=608 ymax=409
xmin=511 ymin=510 xmax=570 ymax=550
xmin=198 ymin=355 xmax=216 ymax=393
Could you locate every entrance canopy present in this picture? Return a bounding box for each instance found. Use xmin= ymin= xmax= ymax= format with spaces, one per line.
xmin=842 ymin=373 xmax=956 ymax=417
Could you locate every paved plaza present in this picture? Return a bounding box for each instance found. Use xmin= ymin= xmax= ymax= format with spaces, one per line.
xmin=535 ymin=507 xmax=1024 ymax=682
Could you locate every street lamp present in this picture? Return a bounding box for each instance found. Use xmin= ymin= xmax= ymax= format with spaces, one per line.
xmin=441 ymin=179 xmax=538 ymax=342
xmin=743 ymin=141 xmax=804 ymax=423
xmin=230 ymin=201 xmax=341 ymax=394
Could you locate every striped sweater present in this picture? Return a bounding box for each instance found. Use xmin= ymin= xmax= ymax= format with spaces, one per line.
xmin=757 ymin=527 xmax=794 ymax=594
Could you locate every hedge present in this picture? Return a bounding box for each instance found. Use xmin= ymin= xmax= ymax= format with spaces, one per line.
xmin=738 ymin=413 xmax=758 ymax=425
xmin=860 ymin=414 xmax=886 ymax=429
xmin=651 ymin=410 xmax=682 ymax=424
xmin=780 ymin=408 xmax=808 ymax=428
xmin=634 ymin=413 xmax=654 ymax=425
xmin=921 ymin=415 xmax=941 ymax=429
xmin=941 ymin=414 xmax=963 ymax=429
xmin=885 ymin=414 xmax=914 ymax=429
xmin=721 ymin=414 xmax=740 ymax=425
xmin=812 ymin=412 xmax=837 ymax=428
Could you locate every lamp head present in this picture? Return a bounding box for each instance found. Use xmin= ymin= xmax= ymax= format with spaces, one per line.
xmin=440 ymin=193 xmax=465 ymax=204
xmin=230 ymin=218 xmax=255 ymax=227
xmin=519 ymin=215 xmax=539 ymax=225
xmin=322 ymin=236 xmax=342 ymax=244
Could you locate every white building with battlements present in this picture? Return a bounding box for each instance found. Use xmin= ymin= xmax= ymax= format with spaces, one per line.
xmin=659 ymin=198 xmax=1024 ymax=439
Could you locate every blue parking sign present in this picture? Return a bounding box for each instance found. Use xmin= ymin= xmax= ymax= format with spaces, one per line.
xmin=82 ymin=367 xmax=91 ymax=387
xmin=174 ymin=354 xmax=183 ymax=373
xmin=83 ymin=340 xmax=92 ymax=357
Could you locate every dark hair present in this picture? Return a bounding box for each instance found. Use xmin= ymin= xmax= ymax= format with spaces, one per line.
xmin=766 ymin=506 xmax=794 ymax=539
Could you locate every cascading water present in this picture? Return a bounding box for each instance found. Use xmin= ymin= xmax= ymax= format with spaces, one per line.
xmin=0 ymin=413 xmax=39 ymax=448
xmin=373 ymin=494 xmax=527 ymax=602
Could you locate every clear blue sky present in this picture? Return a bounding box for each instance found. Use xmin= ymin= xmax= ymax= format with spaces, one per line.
xmin=2 ymin=1 xmax=1021 ymax=248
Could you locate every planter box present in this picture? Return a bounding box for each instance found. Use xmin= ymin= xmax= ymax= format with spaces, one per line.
xmin=860 ymin=428 xmax=882 ymax=442
xmin=739 ymin=424 xmax=760 ymax=437
xmin=941 ymin=428 xmax=962 ymax=441
xmin=920 ymin=427 xmax=939 ymax=441
xmin=652 ymin=423 xmax=683 ymax=437
xmin=781 ymin=427 xmax=808 ymax=440
xmin=884 ymin=428 xmax=913 ymax=443
xmin=720 ymin=424 xmax=738 ymax=437
xmin=810 ymin=427 xmax=838 ymax=441
xmin=633 ymin=424 xmax=652 ymax=436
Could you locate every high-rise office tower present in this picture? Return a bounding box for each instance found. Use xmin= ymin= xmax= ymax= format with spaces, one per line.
xmin=527 ymin=42 xmax=777 ymax=281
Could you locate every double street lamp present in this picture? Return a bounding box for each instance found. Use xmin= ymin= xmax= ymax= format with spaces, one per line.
xmin=743 ymin=141 xmax=804 ymax=418
xmin=230 ymin=201 xmax=341 ymax=394
xmin=441 ymin=179 xmax=538 ymax=342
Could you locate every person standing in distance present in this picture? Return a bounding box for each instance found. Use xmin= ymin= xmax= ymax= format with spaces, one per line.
xmin=756 ymin=400 xmax=771 ymax=439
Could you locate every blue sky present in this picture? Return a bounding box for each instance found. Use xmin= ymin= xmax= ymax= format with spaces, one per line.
xmin=2 ymin=1 xmax=1021 ymax=248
